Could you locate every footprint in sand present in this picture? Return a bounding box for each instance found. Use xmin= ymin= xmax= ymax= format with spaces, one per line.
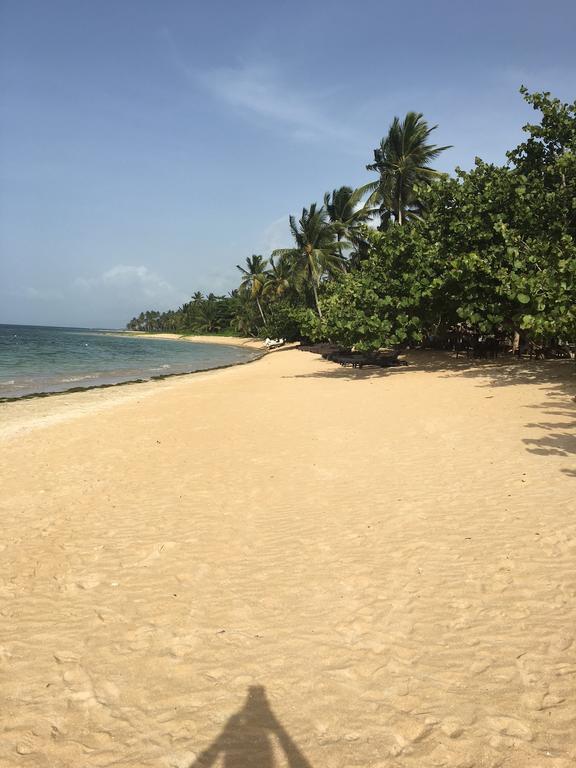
xmin=130 ymin=541 xmax=179 ymax=567
xmin=15 ymin=731 xmax=38 ymax=756
xmin=470 ymin=658 xmax=492 ymax=675
xmin=522 ymin=689 xmax=565 ymax=711
xmin=549 ymin=632 xmax=574 ymax=651
xmin=486 ymin=715 xmax=533 ymax=741
xmin=76 ymin=572 xmax=102 ymax=589
xmin=93 ymin=679 xmax=121 ymax=706
xmin=515 ymin=652 xmax=547 ymax=687
xmin=59 ymin=664 xmax=100 ymax=709
xmin=440 ymin=719 xmax=464 ymax=738
xmin=391 ymin=715 xmax=432 ymax=749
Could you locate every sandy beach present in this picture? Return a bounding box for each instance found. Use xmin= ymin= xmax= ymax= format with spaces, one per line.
xmin=117 ymin=332 xmax=267 ymax=351
xmin=1 ymin=347 xmax=575 ymax=768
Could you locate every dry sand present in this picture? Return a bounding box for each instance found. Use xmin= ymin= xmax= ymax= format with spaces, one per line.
xmin=116 ymin=332 xmax=266 ymax=350
xmin=1 ymin=348 xmax=575 ymax=768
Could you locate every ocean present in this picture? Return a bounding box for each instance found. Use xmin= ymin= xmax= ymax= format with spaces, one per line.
xmin=0 ymin=325 xmax=259 ymax=400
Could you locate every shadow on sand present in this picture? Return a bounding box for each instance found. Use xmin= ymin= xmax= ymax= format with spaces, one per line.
xmin=286 ymin=351 xmax=576 ymax=468
xmin=523 ymin=397 xmax=576 ymax=458
xmin=286 ymin=349 xmax=576 ymax=387
xmin=189 ymin=686 xmax=313 ymax=768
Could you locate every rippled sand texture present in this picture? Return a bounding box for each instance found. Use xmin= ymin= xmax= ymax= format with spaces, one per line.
xmin=1 ymin=350 xmax=575 ymax=768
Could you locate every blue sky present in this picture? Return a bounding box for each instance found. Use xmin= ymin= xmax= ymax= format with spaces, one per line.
xmin=1 ymin=0 xmax=575 ymax=327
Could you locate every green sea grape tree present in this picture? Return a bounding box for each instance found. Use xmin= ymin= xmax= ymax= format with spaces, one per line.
xmin=320 ymin=225 xmax=436 ymax=350
xmin=322 ymin=89 xmax=576 ymax=350
xmin=420 ymin=88 xmax=576 ymax=342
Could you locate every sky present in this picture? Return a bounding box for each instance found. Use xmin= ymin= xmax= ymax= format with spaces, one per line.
xmin=1 ymin=0 xmax=575 ymax=328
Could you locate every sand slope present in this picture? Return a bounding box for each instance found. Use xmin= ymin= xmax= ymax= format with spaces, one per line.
xmin=1 ymin=350 xmax=575 ymax=767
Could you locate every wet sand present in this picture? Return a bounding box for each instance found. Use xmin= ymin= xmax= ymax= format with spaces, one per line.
xmin=1 ymin=348 xmax=575 ymax=767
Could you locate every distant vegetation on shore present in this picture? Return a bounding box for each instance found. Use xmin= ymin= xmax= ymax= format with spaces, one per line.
xmin=127 ymin=88 xmax=575 ymax=352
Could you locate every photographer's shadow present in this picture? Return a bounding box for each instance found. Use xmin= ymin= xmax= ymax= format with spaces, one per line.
xmin=189 ymin=685 xmax=313 ymax=768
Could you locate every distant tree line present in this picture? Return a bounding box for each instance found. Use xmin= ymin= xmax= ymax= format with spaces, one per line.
xmin=127 ymin=88 xmax=575 ymax=353
xmin=127 ymin=292 xmax=237 ymax=334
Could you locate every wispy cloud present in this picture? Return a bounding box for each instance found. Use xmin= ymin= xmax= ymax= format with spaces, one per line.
xmin=73 ymin=265 xmax=185 ymax=305
xmin=260 ymin=214 xmax=290 ymax=254
xmin=195 ymin=63 xmax=353 ymax=144
xmin=198 ymin=264 xmax=241 ymax=296
xmin=6 ymin=285 xmax=64 ymax=301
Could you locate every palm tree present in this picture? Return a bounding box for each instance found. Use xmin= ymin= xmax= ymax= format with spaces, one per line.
xmin=324 ymin=186 xmax=374 ymax=240
xmin=263 ymin=255 xmax=292 ymax=300
xmin=236 ymin=255 xmax=269 ymax=324
xmin=229 ymin=288 xmax=260 ymax=336
xmin=196 ymin=294 xmax=224 ymax=333
xmin=366 ymin=112 xmax=451 ymax=227
xmin=184 ymin=291 xmax=205 ymax=328
xmin=273 ymin=204 xmax=343 ymax=318
xmin=323 ymin=185 xmax=376 ymax=267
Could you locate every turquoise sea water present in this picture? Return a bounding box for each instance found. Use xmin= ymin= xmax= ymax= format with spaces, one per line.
xmin=0 ymin=325 xmax=258 ymax=399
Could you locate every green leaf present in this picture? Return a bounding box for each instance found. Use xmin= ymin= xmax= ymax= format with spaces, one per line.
xmin=517 ymin=293 xmax=531 ymax=304
xmin=521 ymin=314 xmax=535 ymax=329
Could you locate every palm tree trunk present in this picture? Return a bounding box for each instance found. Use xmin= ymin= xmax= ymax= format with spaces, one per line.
xmin=312 ymin=282 xmax=323 ymax=319
xmin=337 ymin=233 xmax=348 ymax=273
xmin=256 ymin=297 xmax=267 ymax=324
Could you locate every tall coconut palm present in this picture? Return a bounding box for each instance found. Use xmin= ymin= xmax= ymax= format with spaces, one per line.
xmin=323 ymin=185 xmax=376 ymax=266
xmin=323 ymin=185 xmax=375 ymax=241
xmin=262 ymin=255 xmax=292 ymax=300
xmin=236 ymin=255 xmax=269 ymax=324
xmin=366 ymin=112 xmax=451 ymax=227
xmin=272 ymin=204 xmax=343 ymax=318
xmin=196 ymin=295 xmax=221 ymax=333
xmin=184 ymin=291 xmax=205 ymax=328
xmin=229 ymin=288 xmax=260 ymax=337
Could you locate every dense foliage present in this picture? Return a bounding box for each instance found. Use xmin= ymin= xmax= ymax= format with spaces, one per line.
xmin=127 ymin=293 xmax=239 ymax=334
xmin=128 ymin=89 xmax=575 ymax=353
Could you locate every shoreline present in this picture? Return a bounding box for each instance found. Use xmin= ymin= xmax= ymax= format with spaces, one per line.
xmin=1 ymin=349 xmax=573 ymax=441
xmin=114 ymin=330 xmax=267 ymax=350
xmin=0 ymin=353 xmax=272 ymax=443
xmin=0 ymin=333 xmax=268 ymax=405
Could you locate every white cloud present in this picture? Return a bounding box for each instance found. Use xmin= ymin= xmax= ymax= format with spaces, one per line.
xmin=260 ymin=214 xmax=290 ymax=254
xmin=73 ymin=265 xmax=185 ymax=305
xmin=195 ymin=64 xmax=353 ymax=144
xmin=192 ymin=264 xmax=240 ymax=296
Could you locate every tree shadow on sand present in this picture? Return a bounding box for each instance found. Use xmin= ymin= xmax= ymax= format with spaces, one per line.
xmin=285 ymin=349 xmax=576 ymax=388
xmin=285 ymin=350 xmax=576 ymax=471
xmin=522 ymin=397 xmax=576 ymax=458
xmin=189 ymin=686 xmax=313 ymax=768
